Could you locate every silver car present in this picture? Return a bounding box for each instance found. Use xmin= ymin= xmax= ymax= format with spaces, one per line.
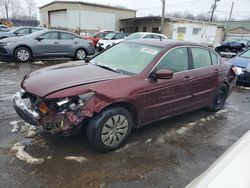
xmin=0 ymin=30 xmax=95 ymax=62
xmin=0 ymin=26 xmax=42 ymax=39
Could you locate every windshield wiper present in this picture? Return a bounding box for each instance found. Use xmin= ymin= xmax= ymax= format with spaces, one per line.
xmin=91 ymin=61 xmax=122 ymax=74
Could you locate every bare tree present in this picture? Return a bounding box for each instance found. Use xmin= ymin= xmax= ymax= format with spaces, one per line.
xmin=10 ymin=0 xmax=24 ymax=19
xmin=183 ymin=11 xmax=195 ymax=20
xmin=0 ymin=0 xmax=12 ymax=19
xmin=24 ymin=0 xmax=37 ymax=19
xmin=196 ymin=13 xmax=210 ymax=21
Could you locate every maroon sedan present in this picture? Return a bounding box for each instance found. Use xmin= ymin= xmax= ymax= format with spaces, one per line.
xmin=13 ymin=40 xmax=236 ymax=152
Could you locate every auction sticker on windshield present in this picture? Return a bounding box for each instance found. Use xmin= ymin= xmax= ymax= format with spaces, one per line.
xmin=140 ymin=48 xmax=159 ymax=55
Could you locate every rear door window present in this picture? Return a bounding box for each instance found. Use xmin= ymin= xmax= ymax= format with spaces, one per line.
xmin=152 ymin=34 xmax=161 ymax=39
xmin=156 ymin=47 xmax=189 ymax=73
xmin=31 ymin=28 xmax=40 ymax=33
xmin=40 ymin=32 xmax=59 ymax=40
xmin=114 ymin=33 xmax=124 ymax=39
xmin=16 ymin=28 xmax=30 ymax=35
xmin=143 ymin=34 xmax=153 ymax=39
xmin=191 ymin=48 xmax=212 ymax=68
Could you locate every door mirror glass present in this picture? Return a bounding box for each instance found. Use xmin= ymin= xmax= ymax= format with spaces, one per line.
xmin=36 ymin=37 xmax=44 ymax=41
xmin=154 ymin=69 xmax=173 ymax=79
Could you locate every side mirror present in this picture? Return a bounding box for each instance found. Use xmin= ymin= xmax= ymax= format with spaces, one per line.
xmin=14 ymin=32 xmax=19 ymax=36
xmin=152 ymin=69 xmax=174 ymax=80
xmin=36 ymin=37 xmax=44 ymax=41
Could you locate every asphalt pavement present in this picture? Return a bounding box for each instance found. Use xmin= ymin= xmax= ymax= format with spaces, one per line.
xmin=0 ymin=60 xmax=250 ymax=188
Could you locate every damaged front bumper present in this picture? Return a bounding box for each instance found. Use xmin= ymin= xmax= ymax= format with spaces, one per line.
xmin=13 ymin=90 xmax=40 ymax=125
xmin=13 ymin=90 xmax=89 ymax=135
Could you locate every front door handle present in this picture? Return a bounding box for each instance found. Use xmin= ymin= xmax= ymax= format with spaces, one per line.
xmin=184 ymin=75 xmax=192 ymax=80
xmin=54 ymin=42 xmax=59 ymax=44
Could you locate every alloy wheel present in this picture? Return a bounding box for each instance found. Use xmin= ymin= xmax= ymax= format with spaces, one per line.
xmin=101 ymin=115 xmax=129 ymax=147
xmin=76 ymin=49 xmax=86 ymax=60
xmin=17 ymin=49 xmax=30 ymax=61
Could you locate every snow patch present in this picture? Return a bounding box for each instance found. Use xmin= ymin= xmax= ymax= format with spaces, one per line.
xmin=145 ymin=138 xmax=152 ymax=144
xmin=238 ymin=86 xmax=250 ymax=90
xmin=12 ymin=142 xmax=44 ymax=165
xmin=176 ymin=127 xmax=189 ymax=134
xmin=64 ymin=156 xmax=89 ymax=163
xmin=155 ymin=137 xmax=165 ymax=144
xmin=32 ymin=61 xmax=44 ymax=65
xmin=10 ymin=121 xmax=39 ymax=138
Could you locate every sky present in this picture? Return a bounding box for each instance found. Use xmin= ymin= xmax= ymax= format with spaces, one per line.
xmin=36 ymin=0 xmax=250 ymax=20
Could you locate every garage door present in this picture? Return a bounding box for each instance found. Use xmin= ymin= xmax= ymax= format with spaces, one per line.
xmin=50 ymin=10 xmax=67 ymax=28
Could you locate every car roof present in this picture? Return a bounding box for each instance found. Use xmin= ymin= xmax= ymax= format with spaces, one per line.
xmin=132 ymin=32 xmax=163 ymax=35
xmin=43 ymin=29 xmax=78 ymax=35
xmin=15 ymin=26 xmax=41 ymax=29
xmin=125 ymin=39 xmax=206 ymax=48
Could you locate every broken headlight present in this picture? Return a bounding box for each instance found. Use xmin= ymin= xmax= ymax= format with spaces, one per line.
xmin=56 ymin=92 xmax=95 ymax=111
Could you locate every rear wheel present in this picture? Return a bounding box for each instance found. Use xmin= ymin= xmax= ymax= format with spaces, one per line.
xmin=86 ymin=107 xmax=132 ymax=152
xmin=75 ymin=48 xmax=87 ymax=60
xmin=209 ymin=84 xmax=228 ymax=112
xmin=14 ymin=47 xmax=32 ymax=62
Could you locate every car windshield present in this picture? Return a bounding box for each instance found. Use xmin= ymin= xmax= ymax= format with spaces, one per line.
xmin=91 ymin=42 xmax=162 ymax=75
xmin=239 ymin=49 xmax=250 ymax=58
xmin=126 ymin=33 xmax=143 ymax=40
xmin=104 ymin=32 xmax=117 ymax=39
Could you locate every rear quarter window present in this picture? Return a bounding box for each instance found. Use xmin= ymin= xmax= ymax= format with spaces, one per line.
xmin=210 ymin=52 xmax=218 ymax=65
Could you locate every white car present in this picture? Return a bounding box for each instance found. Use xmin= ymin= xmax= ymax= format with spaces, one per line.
xmin=97 ymin=32 xmax=127 ymax=51
xmin=125 ymin=32 xmax=168 ymax=41
xmin=186 ymin=130 xmax=250 ymax=188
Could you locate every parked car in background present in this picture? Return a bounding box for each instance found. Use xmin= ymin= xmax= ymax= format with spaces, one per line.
xmin=0 ymin=26 xmax=42 ymax=40
xmin=97 ymin=32 xmax=128 ymax=51
xmin=215 ymin=39 xmax=250 ymax=57
xmin=125 ymin=32 xmax=168 ymax=40
xmin=0 ymin=24 xmax=10 ymax=32
xmin=13 ymin=40 xmax=236 ymax=152
xmin=229 ymin=48 xmax=250 ymax=87
xmin=0 ymin=30 xmax=95 ymax=62
xmin=84 ymin=31 xmax=114 ymax=47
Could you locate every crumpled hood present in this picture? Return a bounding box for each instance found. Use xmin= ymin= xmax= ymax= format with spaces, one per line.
xmin=21 ymin=61 xmax=126 ymax=97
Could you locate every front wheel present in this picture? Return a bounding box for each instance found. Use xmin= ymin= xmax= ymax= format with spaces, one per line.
xmin=75 ymin=48 xmax=87 ymax=60
xmin=209 ymin=84 xmax=228 ymax=112
xmin=14 ymin=47 xmax=32 ymax=62
xmin=86 ymin=107 xmax=133 ymax=152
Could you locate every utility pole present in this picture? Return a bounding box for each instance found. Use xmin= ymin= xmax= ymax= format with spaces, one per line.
xmin=225 ymin=2 xmax=234 ymax=40
xmin=210 ymin=0 xmax=220 ymax=22
xmin=160 ymin=0 xmax=165 ymax=34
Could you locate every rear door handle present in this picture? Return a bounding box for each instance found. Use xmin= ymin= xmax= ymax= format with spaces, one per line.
xmin=54 ymin=42 xmax=59 ymax=44
xmin=215 ymin=68 xmax=220 ymax=72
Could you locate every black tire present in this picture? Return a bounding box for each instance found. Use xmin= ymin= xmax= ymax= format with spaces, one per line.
xmin=75 ymin=48 xmax=87 ymax=60
xmin=209 ymin=84 xmax=228 ymax=112
xmin=87 ymin=107 xmax=133 ymax=152
xmin=14 ymin=47 xmax=32 ymax=62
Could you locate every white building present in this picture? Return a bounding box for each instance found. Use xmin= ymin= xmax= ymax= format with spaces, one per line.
xmin=39 ymin=1 xmax=136 ymax=32
xmin=120 ymin=16 xmax=224 ymax=46
xmin=171 ymin=21 xmax=222 ymax=46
